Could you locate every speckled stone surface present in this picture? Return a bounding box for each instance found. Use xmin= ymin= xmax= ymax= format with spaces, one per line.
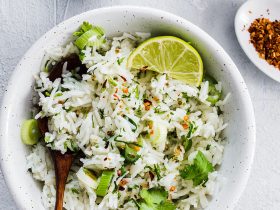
xmin=0 ymin=0 xmax=279 ymax=209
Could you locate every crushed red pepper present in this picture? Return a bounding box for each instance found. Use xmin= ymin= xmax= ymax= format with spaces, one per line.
xmin=248 ymin=18 xmax=280 ymax=69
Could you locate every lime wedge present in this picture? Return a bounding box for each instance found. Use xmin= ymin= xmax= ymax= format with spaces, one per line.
xmin=127 ymin=36 xmax=203 ymax=86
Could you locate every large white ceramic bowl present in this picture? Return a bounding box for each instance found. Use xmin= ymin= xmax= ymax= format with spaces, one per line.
xmin=0 ymin=6 xmax=255 ymax=210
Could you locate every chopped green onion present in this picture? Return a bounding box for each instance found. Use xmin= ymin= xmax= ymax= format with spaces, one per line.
xmin=73 ymin=21 xmax=94 ymax=37
xmin=108 ymin=77 xmax=118 ymax=87
xmin=134 ymin=85 xmax=139 ymax=99
xmin=77 ymin=167 xmax=98 ymax=189
xmin=21 ymin=119 xmax=41 ymax=145
xmin=207 ymin=83 xmax=221 ymax=105
xmin=75 ymin=29 xmax=98 ymax=50
xmin=55 ymin=92 xmax=62 ymax=97
xmin=44 ymin=91 xmax=50 ymax=97
xmin=96 ymin=170 xmax=114 ymax=197
xmin=204 ymin=75 xmax=222 ymax=105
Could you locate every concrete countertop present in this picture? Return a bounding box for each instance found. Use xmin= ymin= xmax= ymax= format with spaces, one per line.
xmin=0 ymin=0 xmax=279 ymax=209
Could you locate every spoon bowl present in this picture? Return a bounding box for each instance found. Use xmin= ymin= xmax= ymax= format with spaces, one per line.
xmin=235 ymin=0 xmax=280 ymax=82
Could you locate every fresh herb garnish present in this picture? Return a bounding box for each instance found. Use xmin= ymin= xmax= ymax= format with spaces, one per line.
xmin=123 ymin=115 xmax=137 ymax=132
xmin=138 ymin=188 xmax=176 ymax=210
xmin=186 ymin=121 xmax=197 ymax=139
xmin=182 ymin=136 xmax=192 ymax=152
xmin=71 ymin=188 xmax=79 ymax=194
xmin=179 ymin=151 xmax=214 ymax=186
xmin=117 ymin=57 xmax=125 ymax=65
xmin=124 ymin=144 xmax=140 ymax=164
xmin=154 ymin=164 xmax=162 ymax=180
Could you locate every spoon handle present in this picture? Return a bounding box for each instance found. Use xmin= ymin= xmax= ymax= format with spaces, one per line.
xmin=51 ymin=150 xmax=75 ymax=210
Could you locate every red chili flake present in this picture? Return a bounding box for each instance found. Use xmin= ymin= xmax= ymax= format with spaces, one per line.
xmin=170 ymin=186 xmax=176 ymax=192
xmin=120 ymin=76 xmax=127 ymax=82
xmin=113 ymin=94 xmax=119 ymax=100
xmin=248 ymin=18 xmax=280 ymax=69
xmin=122 ymin=87 xmax=129 ymax=94
xmin=117 ymin=170 xmax=122 ymax=176
xmin=144 ymin=99 xmax=152 ymax=111
xmin=119 ymin=179 xmax=128 ymax=187
xmin=182 ymin=123 xmax=189 ymax=129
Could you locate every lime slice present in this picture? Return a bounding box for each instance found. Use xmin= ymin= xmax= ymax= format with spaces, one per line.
xmin=21 ymin=119 xmax=41 ymax=145
xmin=127 ymin=36 xmax=203 ymax=86
xmin=96 ymin=170 xmax=114 ymax=196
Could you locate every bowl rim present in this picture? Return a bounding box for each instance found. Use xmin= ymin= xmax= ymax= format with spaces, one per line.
xmin=0 ymin=5 xmax=256 ymax=210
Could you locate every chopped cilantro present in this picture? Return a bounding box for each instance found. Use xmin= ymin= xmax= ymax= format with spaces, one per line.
xmin=139 ymin=188 xmax=176 ymax=210
xmin=124 ymin=115 xmax=137 ymax=132
xmin=124 ymin=144 xmax=140 ymax=164
xmin=182 ymin=92 xmax=189 ymax=101
xmin=182 ymin=136 xmax=192 ymax=152
xmin=71 ymin=188 xmax=79 ymax=194
xmin=117 ymin=57 xmax=125 ymax=65
xmin=186 ymin=121 xmax=197 ymax=139
xmin=154 ymin=164 xmax=162 ymax=180
xmin=179 ymin=151 xmax=214 ymax=186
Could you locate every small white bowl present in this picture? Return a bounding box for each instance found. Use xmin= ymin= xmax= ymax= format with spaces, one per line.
xmin=0 ymin=6 xmax=255 ymax=210
xmin=235 ymin=0 xmax=280 ymax=82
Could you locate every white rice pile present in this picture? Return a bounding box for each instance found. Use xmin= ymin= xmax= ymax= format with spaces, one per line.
xmin=26 ymin=23 xmax=230 ymax=210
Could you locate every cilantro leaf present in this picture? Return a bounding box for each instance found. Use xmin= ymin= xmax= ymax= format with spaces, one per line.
xmin=139 ymin=188 xmax=175 ymax=210
xmin=140 ymin=188 xmax=167 ymax=205
xmin=158 ymin=200 xmax=176 ymax=210
xmin=180 ymin=151 xmax=214 ymax=186
xmin=117 ymin=57 xmax=125 ymax=65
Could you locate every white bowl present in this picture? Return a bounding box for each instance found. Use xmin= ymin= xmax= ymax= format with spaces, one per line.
xmin=235 ymin=0 xmax=280 ymax=83
xmin=0 ymin=6 xmax=255 ymax=210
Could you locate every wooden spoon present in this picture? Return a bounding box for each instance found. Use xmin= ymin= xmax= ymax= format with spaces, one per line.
xmin=51 ymin=150 xmax=75 ymax=210
xmin=37 ymin=54 xmax=86 ymax=210
xmin=37 ymin=117 xmax=74 ymax=210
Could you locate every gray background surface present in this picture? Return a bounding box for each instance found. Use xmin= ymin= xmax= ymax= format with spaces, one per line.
xmin=0 ymin=0 xmax=279 ymax=209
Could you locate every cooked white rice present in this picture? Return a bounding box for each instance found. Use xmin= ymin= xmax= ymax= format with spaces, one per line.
xmin=26 ymin=26 xmax=229 ymax=210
